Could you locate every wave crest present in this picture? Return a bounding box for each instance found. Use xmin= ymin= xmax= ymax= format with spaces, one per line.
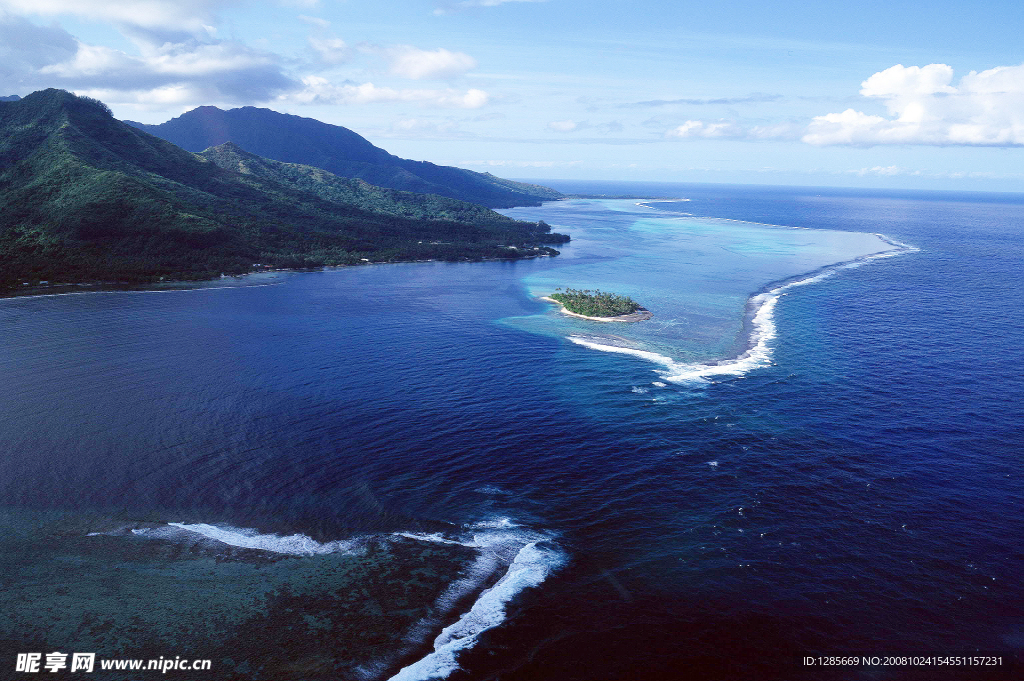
xmin=569 ymin=236 xmax=916 ymax=384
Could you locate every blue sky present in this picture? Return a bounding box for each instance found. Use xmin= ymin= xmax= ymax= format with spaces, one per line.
xmin=2 ymin=0 xmax=1023 ymax=190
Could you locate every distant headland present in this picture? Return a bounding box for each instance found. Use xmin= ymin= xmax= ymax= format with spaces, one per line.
xmin=543 ymin=288 xmax=652 ymax=322
xmin=0 ymin=90 xmax=570 ymax=291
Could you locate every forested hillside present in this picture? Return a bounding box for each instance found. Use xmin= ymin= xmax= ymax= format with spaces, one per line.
xmin=0 ymin=90 xmax=568 ymax=289
xmin=127 ymin=106 xmax=563 ymax=208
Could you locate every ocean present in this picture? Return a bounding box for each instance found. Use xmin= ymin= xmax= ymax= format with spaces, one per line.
xmin=1 ymin=182 xmax=1021 ymax=680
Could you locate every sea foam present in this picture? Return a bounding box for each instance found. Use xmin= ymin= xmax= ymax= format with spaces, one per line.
xmin=386 ymin=540 xmax=563 ymax=681
xmin=569 ymin=238 xmax=916 ymax=384
xmin=131 ymin=522 xmax=362 ymax=555
xmin=97 ymin=516 xmax=563 ymax=680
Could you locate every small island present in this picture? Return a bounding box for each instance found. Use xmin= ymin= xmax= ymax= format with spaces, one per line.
xmin=543 ymin=287 xmax=653 ymax=322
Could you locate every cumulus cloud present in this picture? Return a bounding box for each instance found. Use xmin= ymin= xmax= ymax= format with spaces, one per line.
xmin=290 ymin=76 xmax=489 ymax=108
xmin=0 ymin=0 xmax=228 ymax=39
xmin=804 ymin=63 xmax=1024 ymax=146
xmin=76 ymin=83 xmax=226 ymax=108
xmin=383 ymin=45 xmax=476 ymax=80
xmin=666 ymin=119 xmax=799 ymax=140
xmin=0 ymin=12 xmax=77 ymax=87
xmin=1 ymin=2 xmax=495 ymax=115
xmin=35 ymin=37 xmax=296 ymax=105
xmin=0 ymin=9 xmax=299 ymax=107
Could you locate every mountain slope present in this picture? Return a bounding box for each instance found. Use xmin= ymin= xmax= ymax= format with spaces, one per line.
xmin=125 ymin=106 xmax=563 ymax=208
xmin=0 ymin=90 xmax=567 ymax=288
xmin=199 ymin=141 xmax=545 ymax=228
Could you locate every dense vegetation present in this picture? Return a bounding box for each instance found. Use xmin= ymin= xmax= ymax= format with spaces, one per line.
xmin=126 ymin=106 xmax=563 ymax=208
xmin=0 ymin=90 xmax=569 ymax=290
xmin=199 ymin=142 xmax=565 ymax=231
xmin=549 ymin=288 xmax=642 ymax=317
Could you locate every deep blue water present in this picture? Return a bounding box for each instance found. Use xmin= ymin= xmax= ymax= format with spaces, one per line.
xmin=1 ymin=183 xmax=1021 ymax=680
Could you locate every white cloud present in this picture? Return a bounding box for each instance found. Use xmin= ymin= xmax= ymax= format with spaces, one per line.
xmin=666 ymin=119 xmax=798 ymax=140
xmin=859 ymin=63 xmax=956 ymax=99
xmin=308 ymin=36 xmax=349 ymax=64
xmin=851 ymin=165 xmax=905 ymax=177
xmin=383 ymin=45 xmax=476 ymax=80
xmin=297 ymin=14 xmax=330 ymax=28
xmin=0 ymin=9 xmax=301 ymax=107
xmin=290 ymin=76 xmax=489 ymax=108
xmin=667 ymin=120 xmax=741 ymax=138
xmin=40 ymin=42 xmax=135 ymax=77
xmin=300 ymin=15 xmax=349 ymax=64
xmin=76 ymin=83 xmax=220 ymax=108
xmin=547 ymin=119 xmax=579 ymax=132
xmin=43 ymin=39 xmax=278 ymax=80
xmin=544 ymin=119 xmax=621 ymax=134
xmin=434 ymin=0 xmax=548 ymax=15
xmin=804 ymin=63 xmax=1024 ymax=146
xmin=0 ymin=0 xmax=228 ymax=37
xmin=0 ymin=12 xmax=78 ymax=87
xmin=33 ymin=37 xmax=296 ymax=105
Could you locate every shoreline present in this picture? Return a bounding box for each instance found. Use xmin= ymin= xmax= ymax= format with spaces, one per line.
xmin=567 ymin=233 xmax=917 ymax=382
xmin=540 ymin=296 xmax=653 ymax=323
xmin=0 ymin=253 xmax=560 ymax=300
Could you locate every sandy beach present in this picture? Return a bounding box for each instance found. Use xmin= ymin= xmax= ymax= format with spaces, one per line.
xmin=540 ymin=296 xmax=653 ymax=323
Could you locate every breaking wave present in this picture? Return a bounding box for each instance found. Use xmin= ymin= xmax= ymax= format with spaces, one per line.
xmin=129 ymin=522 xmax=364 ymax=555
xmin=568 ymin=235 xmax=916 ymax=384
xmin=383 ymin=520 xmax=564 ymax=681
xmin=90 ymin=516 xmax=563 ymax=681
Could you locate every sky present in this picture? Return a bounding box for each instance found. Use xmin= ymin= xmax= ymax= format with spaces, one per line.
xmin=2 ymin=0 xmax=1023 ymax=191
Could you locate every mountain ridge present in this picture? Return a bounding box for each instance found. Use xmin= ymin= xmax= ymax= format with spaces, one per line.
xmin=125 ymin=106 xmax=563 ymax=208
xmin=0 ymin=90 xmax=567 ymax=289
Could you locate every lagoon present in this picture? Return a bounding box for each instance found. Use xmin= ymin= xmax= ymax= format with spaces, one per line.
xmin=1 ymin=183 xmax=1020 ymax=680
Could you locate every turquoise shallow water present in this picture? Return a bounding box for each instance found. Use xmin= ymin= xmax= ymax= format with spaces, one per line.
xmin=500 ymin=199 xmax=900 ymax=373
xmin=1 ymin=184 xmax=1020 ymax=680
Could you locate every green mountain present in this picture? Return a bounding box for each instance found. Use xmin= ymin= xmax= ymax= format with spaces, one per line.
xmin=198 ymin=141 xmax=527 ymax=226
xmin=125 ymin=106 xmax=563 ymax=208
xmin=0 ymin=89 xmax=568 ymax=289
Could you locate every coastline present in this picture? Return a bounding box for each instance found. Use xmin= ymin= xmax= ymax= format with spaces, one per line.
xmin=0 ymin=252 xmax=560 ymax=300
xmin=566 ymin=233 xmax=917 ymax=383
xmin=540 ymin=296 xmax=653 ymax=323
